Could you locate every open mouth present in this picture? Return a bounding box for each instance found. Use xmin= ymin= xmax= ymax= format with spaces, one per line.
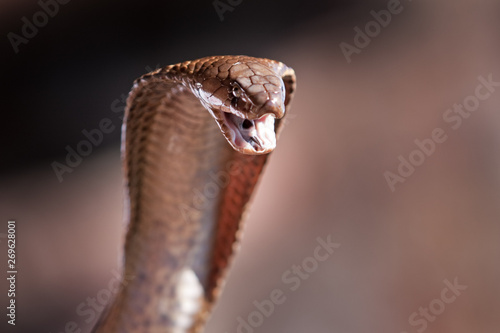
xmin=221 ymin=112 xmax=276 ymax=154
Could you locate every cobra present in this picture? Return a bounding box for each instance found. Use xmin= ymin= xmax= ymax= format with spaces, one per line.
xmin=93 ymin=55 xmax=296 ymax=332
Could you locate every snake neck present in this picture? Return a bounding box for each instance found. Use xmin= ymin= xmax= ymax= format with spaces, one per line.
xmin=96 ymin=80 xmax=226 ymax=332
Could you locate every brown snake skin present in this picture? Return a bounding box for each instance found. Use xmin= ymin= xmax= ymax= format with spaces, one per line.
xmin=93 ymin=55 xmax=296 ymax=332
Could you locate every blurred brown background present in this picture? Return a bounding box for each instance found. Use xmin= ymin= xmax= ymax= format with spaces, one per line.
xmin=2 ymin=0 xmax=500 ymax=332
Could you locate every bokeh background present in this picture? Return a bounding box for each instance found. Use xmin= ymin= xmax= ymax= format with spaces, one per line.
xmin=2 ymin=0 xmax=500 ymax=332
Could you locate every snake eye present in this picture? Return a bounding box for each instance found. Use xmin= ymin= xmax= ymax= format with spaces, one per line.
xmin=232 ymin=85 xmax=241 ymax=98
xmin=231 ymin=83 xmax=242 ymax=108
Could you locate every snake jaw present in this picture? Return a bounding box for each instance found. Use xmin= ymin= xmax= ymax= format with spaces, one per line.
xmin=220 ymin=112 xmax=276 ymax=155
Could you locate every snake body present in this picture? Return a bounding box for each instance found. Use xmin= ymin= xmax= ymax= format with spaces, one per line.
xmin=93 ymin=55 xmax=296 ymax=332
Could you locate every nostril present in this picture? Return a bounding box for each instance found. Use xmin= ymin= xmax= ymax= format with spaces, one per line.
xmin=242 ymin=119 xmax=253 ymax=129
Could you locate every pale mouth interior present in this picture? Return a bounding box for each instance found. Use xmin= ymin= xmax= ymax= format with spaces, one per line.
xmin=222 ymin=112 xmax=276 ymax=154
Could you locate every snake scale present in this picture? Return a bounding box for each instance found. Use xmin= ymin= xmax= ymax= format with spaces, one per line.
xmin=93 ymin=55 xmax=296 ymax=333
